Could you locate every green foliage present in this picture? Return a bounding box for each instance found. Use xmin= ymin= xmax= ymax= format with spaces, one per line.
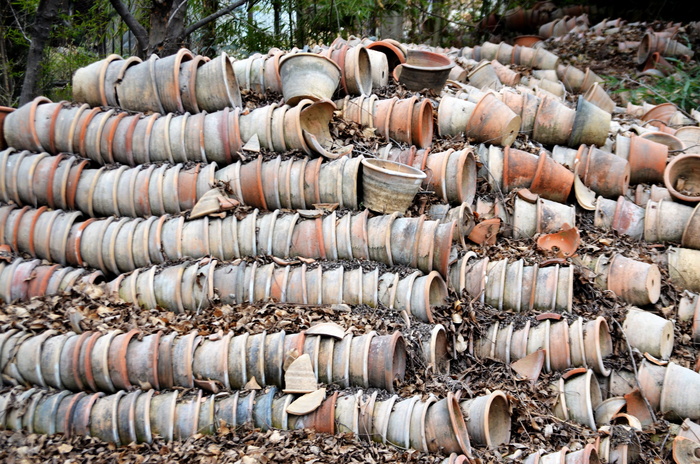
xmin=608 ymin=59 xmax=700 ymax=114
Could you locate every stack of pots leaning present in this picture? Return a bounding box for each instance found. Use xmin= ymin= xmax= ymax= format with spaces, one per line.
xmin=0 ymin=34 xmax=696 ymax=462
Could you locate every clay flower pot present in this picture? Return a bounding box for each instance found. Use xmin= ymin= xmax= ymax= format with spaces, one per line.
xmin=424 ymin=392 xmax=472 ymax=455
xmin=660 ymin=362 xmax=700 ymax=420
xmin=667 ymin=247 xmax=700 ymax=293
xmin=361 ymin=158 xmax=426 ymax=214
xmin=582 ymin=316 xmax=612 ymax=376
xmin=579 ymin=145 xmax=630 ymax=198
xmin=583 ymin=82 xmax=615 ymax=113
xmin=569 ymin=96 xmax=611 ymax=147
xmin=617 ymin=135 xmax=669 ymax=185
xmin=561 ymin=369 xmax=602 ymax=429
xmin=393 ymin=50 xmax=454 ymax=93
xmin=467 ymin=61 xmax=501 ymax=89
xmin=533 ymin=96 xmax=575 ymax=146
xmin=623 ymin=307 xmax=674 ymax=360
xmin=72 ymin=54 xmax=123 ymax=106
xmin=459 ymin=391 xmax=511 ymax=448
xmin=467 ymin=93 xmax=521 ymax=146
xmin=664 ymin=154 xmax=700 ymax=203
xmin=367 ymin=332 xmax=406 ymax=393
xmin=279 ymin=53 xmax=341 ymax=105
xmin=196 ymin=52 xmax=242 ymax=111
xmin=437 ymin=95 xmax=476 ymax=137
xmin=607 ymin=254 xmax=661 ymax=306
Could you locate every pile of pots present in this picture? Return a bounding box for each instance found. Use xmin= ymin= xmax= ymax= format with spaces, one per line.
xmin=0 ymin=327 xmax=406 ymax=392
xmin=638 ymin=359 xmax=700 ymax=421
xmin=73 ymin=51 xmax=241 ymax=113
xmin=636 ymin=31 xmax=695 ymax=66
xmin=578 ymin=254 xmax=662 ymax=307
xmin=0 ymin=257 xmax=103 ymax=303
xmin=593 ymin=195 xmax=700 ymax=250
xmin=232 ymin=49 xmax=285 ymax=94
xmin=460 ymin=41 xmax=561 ymax=71
xmin=436 ymin=93 xmax=522 ymax=146
xmin=335 ymin=95 xmax=434 ymax=148
xmin=216 ymin=155 xmax=362 ymax=211
xmin=0 ymin=148 xmax=214 ymax=217
xmin=0 ymin=386 xmax=472 ymax=454
xmin=0 ymin=204 xmax=459 ymax=277
xmin=449 ymin=254 xmax=574 ymax=313
xmin=552 ymin=144 xmax=630 ymax=198
xmin=2 ymin=97 xmax=342 ymax=166
xmin=538 ymin=14 xmax=590 ymax=38
xmin=108 ymin=259 xmax=447 ymax=323
xmin=475 ymin=315 xmax=612 ymax=375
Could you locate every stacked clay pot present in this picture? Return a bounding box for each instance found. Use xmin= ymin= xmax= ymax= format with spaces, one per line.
xmin=638 ymin=359 xmax=700 ymax=421
xmin=232 ymin=50 xmax=285 ymax=94
xmin=614 ymin=134 xmax=669 ymax=185
xmin=592 ymin=196 xmax=700 ymax=251
xmin=474 ymin=315 xmax=612 ymax=375
xmin=0 ymin=386 xmax=471 ymax=454
xmin=579 ymin=254 xmax=662 ymax=307
xmin=2 ymin=97 xmax=340 ymax=165
xmin=0 ymin=257 xmax=103 ymax=303
xmin=483 ymin=146 xmax=574 ymax=203
xmin=538 ymin=14 xmax=590 ymax=38
xmin=0 ymin=205 xmax=457 ymax=278
xmin=0 ymin=149 xmax=214 ymax=217
xmin=552 ymin=369 xmax=603 ymax=429
xmin=107 ymin=259 xmax=447 ymax=323
xmin=448 ymin=254 xmax=574 ymax=313
xmin=667 ymin=247 xmax=700 ymax=294
xmin=216 ymin=155 xmax=362 ymax=210
xmin=551 ymin=144 xmax=630 ymax=198
xmin=72 ymin=51 xmax=241 ymax=113
xmin=462 ymin=41 xmax=560 ymax=70
xmin=0 ymin=327 xmax=406 ymax=393
xmin=636 ymin=31 xmax=695 ymax=66
xmin=335 ymin=95 xmax=434 ymax=148
xmin=321 ymin=41 xmax=374 ymax=96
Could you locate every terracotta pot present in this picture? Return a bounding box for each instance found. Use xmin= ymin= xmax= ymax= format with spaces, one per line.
xmin=467 ymin=93 xmax=521 ymax=146
xmin=660 ymin=362 xmax=700 ymax=420
xmin=293 ymin=391 xmax=337 ymax=434
xmin=623 ymin=307 xmax=674 ymax=360
xmin=580 ymin=145 xmax=630 ymax=198
xmin=4 ymin=97 xmax=51 ymax=152
xmin=366 ymin=40 xmax=406 ymax=73
xmin=607 ymin=254 xmax=661 ymax=306
xmin=569 ymin=96 xmax=611 ymax=147
xmin=664 ymin=154 xmax=700 ymax=203
xmin=367 ymin=332 xmax=406 ymax=393
xmin=560 ymin=370 xmax=602 ymax=429
xmin=279 ymin=53 xmax=341 ymax=105
xmin=533 ymin=96 xmax=575 ymax=146
xmin=90 ymin=390 xmax=125 ymax=443
xmin=252 ymin=387 xmax=276 ymax=431
xmin=196 ymin=52 xmax=242 ymax=111
xmin=459 ymin=390 xmax=511 ymax=448
xmin=425 ymin=392 xmax=471 ymax=455
xmin=149 ymin=391 xmax=178 ymax=441
xmin=583 ymin=317 xmax=612 ymax=376
xmin=617 ymin=135 xmax=669 ymax=185
xmin=386 ymin=395 xmax=418 ymax=448
xmin=361 ymin=158 xmax=426 ymax=214
xmin=668 ymin=247 xmax=700 ymax=293
xmin=393 ymin=50 xmax=454 ymax=93
xmin=467 ymin=60 xmax=501 ymax=89
xmin=491 ymin=60 xmax=521 ymax=86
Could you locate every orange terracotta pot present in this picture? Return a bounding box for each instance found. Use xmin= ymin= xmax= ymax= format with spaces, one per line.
xmin=467 ymin=93 xmax=521 ymax=146
xmin=532 ymin=96 xmax=575 ymax=146
xmin=664 ymin=154 xmax=700 ymax=203
xmin=579 ymin=145 xmax=630 ymax=198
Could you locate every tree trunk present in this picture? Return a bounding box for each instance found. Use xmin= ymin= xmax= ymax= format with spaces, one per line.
xmin=19 ymin=0 xmax=63 ymax=105
xmin=148 ymin=0 xmax=187 ymax=56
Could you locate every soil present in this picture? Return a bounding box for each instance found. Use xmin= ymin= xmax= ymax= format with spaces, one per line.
xmin=1 ymin=20 xmax=698 ymax=464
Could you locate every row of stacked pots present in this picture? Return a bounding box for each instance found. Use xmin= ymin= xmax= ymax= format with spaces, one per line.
xmin=475 ymin=316 xmax=612 ymax=375
xmin=448 ymin=254 xmax=574 ymax=313
xmin=0 ymin=205 xmax=458 ymax=277
xmin=72 ymin=51 xmax=241 ymax=113
xmin=106 ymin=259 xmax=447 ymax=323
xmin=593 ymin=195 xmax=700 ymax=249
xmin=0 ymin=257 xmax=103 ymax=303
xmin=2 ymin=97 xmax=339 ymax=165
xmin=0 ymin=327 xmax=406 ymax=393
xmin=0 ymin=386 xmax=481 ymax=455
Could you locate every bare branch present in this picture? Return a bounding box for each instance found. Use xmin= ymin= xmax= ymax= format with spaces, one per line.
xmin=182 ymin=0 xmax=248 ymax=39
xmin=109 ymin=0 xmax=149 ymax=56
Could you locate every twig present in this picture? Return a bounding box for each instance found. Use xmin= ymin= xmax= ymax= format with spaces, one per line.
xmin=182 ymin=0 xmax=249 ymax=39
xmin=109 ymin=0 xmax=149 ymax=55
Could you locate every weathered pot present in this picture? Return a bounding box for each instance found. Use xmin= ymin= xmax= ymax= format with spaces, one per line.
xmin=660 ymin=362 xmax=700 ymax=420
xmin=664 ymin=154 xmax=700 ymax=203
xmin=467 ymin=93 xmax=521 ymax=146
xmin=424 ymin=392 xmax=471 ymax=455
xmin=667 ymin=247 xmax=700 ymax=293
xmin=72 ymin=54 xmax=122 ymax=106
xmin=367 ymin=332 xmax=406 ymax=393
xmin=196 ymin=52 xmax=242 ymax=111
xmin=361 ymin=158 xmax=426 ymax=214
xmin=459 ymin=390 xmax=511 ymax=448
xmin=607 ymin=254 xmax=661 ymax=306
xmin=569 ymin=96 xmax=611 ymax=147
xmin=582 ymin=317 xmax=612 ymax=376
xmin=561 ymin=370 xmax=602 ymax=429
xmin=623 ymin=307 xmax=674 ymax=360
xmin=393 ymin=50 xmax=454 ymax=93
xmin=279 ymin=53 xmax=341 ymax=105
xmin=533 ymin=96 xmax=575 ymax=146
